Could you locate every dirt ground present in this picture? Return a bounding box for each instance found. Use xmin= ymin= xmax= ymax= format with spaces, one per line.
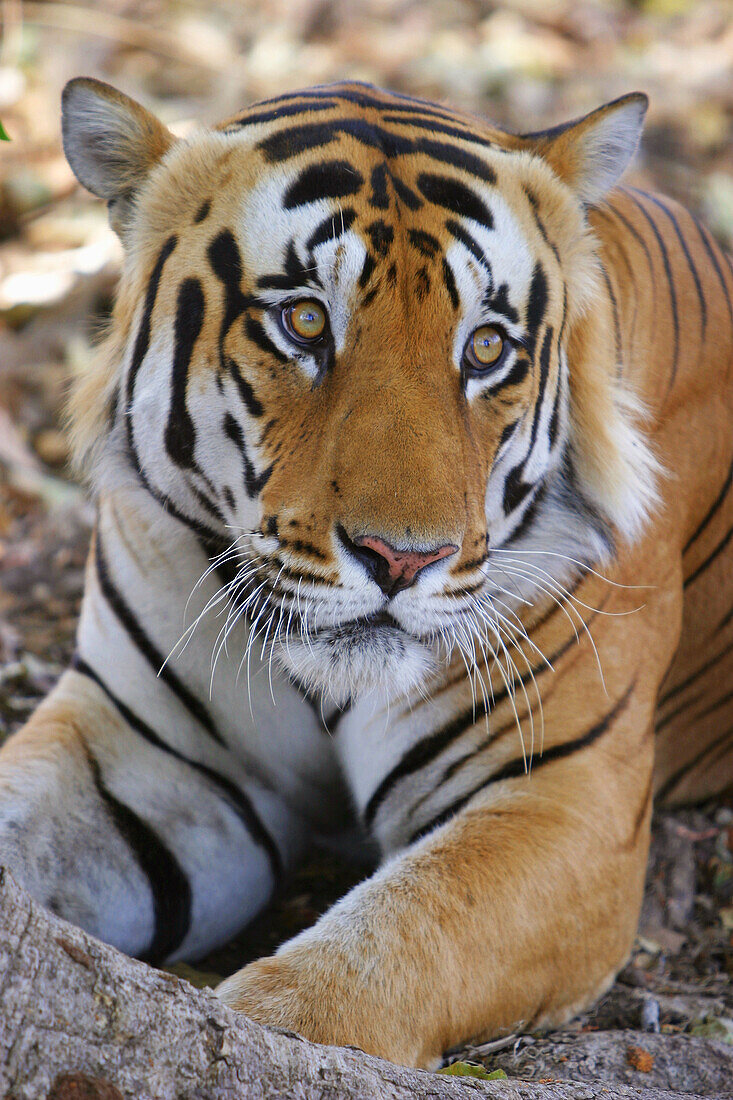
xmin=1 ymin=0 xmax=732 ymax=1094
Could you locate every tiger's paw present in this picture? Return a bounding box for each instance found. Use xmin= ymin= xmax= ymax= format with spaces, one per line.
xmin=216 ymin=954 xmax=325 ymax=1041
xmin=215 ymin=942 xmax=425 ymax=1066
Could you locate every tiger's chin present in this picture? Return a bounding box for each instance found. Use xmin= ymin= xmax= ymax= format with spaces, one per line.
xmin=275 ymin=619 xmax=437 ymax=705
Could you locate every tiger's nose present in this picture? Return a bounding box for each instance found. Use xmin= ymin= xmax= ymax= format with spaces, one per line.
xmin=337 ymin=525 xmax=458 ymax=597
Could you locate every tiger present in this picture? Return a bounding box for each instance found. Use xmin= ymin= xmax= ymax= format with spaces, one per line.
xmin=0 ymin=75 xmax=731 ymax=1070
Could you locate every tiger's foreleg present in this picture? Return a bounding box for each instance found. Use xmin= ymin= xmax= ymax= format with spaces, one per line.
xmin=0 ymin=670 xmax=304 ymax=962
xmin=217 ymin=710 xmax=654 ymax=1068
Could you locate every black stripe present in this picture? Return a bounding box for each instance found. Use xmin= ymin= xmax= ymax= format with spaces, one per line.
xmin=446 ymin=219 xmax=491 ymax=268
xmin=412 ymin=137 xmax=497 ymax=182
xmin=255 ymin=112 xmax=496 ymax=172
xmin=243 ymin=314 xmax=289 ymax=363
xmin=442 ymin=258 xmax=459 ymax=310
xmin=503 ymin=462 xmax=535 ymax=516
xmin=408 ymin=229 xmax=440 ymax=258
xmin=363 ymin=614 xmax=585 ymax=828
xmin=288 ymin=672 xmax=349 ymax=735
xmin=283 ymin=160 xmax=363 ymax=208
xmin=358 ymin=252 xmax=377 ymax=289
xmin=683 ymin=453 xmax=733 ymax=553
xmin=126 ymin=235 xmax=177 ymax=457
xmin=418 ymin=173 xmax=493 ymax=228
xmin=688 ymin=683 xmax=733 ymax=725
xmin=503 ymin=483 xmax=547 ymax=546
xmin=525 ymin=188 xmax=560 ymax=263
xmin=334 ymin=87 xmax=457 ymax=119
xmin=417 ymin=708 xmax=529 ymax=812
xmin=592 ymin=207 xmax=638 ymax=352
xmin=390 ymin=174 xmax=423 ymax=211
xmin=256 ymin=84 xmax=455 ymax=118
xmin=368 ymin=164 xmax=389 ymax=209
xmin=495 ymin=357 xmax=529 ymax=392
xmin=164 ymin=278 xmax=205 ymax=470
xmin=83 ymin=744 xmax=191 ymax=963
xmin=640 ymin=192 xmax=707 ymax=339
xmin=525 ymin=262 xmax=548 ymax=349
xmin=227 ymin=99 xmax=339 ymax=128
xmin=593 ymin=208 xmax=636 ymax=286
xmin=194 ymin=200 xmax=210 ymax=224
xmin=530 ymin=325 xmax=553 ymax=451
xmin=131 ymin=465 xmax=223 ymax=547
xmin=484 ymin=281 xmax=519 ymax=326
xmin=690 ymin=214 xmax=733 ymax=327
xmin=603 ymin=200 xmax=656 ymax=281
xmin=94 ymin=533 xmax=225 ymax=746
xmin=257 ymin=117 xmax=410 ymax=163
xmin=365 ymin=219 xmax=394 ymax=256
xmin=598 ymin=262 xmax=621 ymax=370
xmin=656 ymin=724 xmax=733 ymax=803
xmin=625 ymin=190 xmax=679 ymax=392
xmin=73 ymin=655 xmax=283 ymax=883
xmin=659 ymin=637 xmax=733 ymax=708
xmin=502 ymin=325 xmax=554 ymax=515
xmin=228 ymin=360 xmax=263 ymax=418
xmin=365 ymin=163 xmax=422 ymax=212
xmin=206 ymin=230 xmax=267 ymax=422
xmin=187 ymin=478 xmax=223 ymax=522
xmin=306 ymin=207 xmax=357 ymax=251
xmin=381 ymin=115 xmax=496 ymax=150
xmin=684 ymin=521 xmax=733 ymax=590
xmin=410 ymin=681 xmax=635 ymax=843
xmin=716 ymin=603 xmax=733 ymax=634
xmin=222 ymin=412 xmax=273 ymax=497
xmin=294 ymin=85 xmax=461 ymax=121
xmin=547 ymin=372 xmax=563 ymax=448
xmin=655 ymin=690 xmax=705 ymax=734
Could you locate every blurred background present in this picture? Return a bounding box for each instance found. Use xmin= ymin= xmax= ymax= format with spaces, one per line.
xmin=0 ymin=1 xmax=732 ymax=1031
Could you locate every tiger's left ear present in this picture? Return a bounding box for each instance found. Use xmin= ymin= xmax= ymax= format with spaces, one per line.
xmin=522 ymin=93 xmax=648 ymax=206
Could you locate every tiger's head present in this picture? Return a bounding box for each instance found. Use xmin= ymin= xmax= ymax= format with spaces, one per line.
xmin=62 ymin=80 xmax=658 ymax=703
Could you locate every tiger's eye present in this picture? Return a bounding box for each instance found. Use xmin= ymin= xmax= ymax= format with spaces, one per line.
xmin=470 ymin=325 xmax=504 ymax=368
xmin=284 ymin=299 xmax=327 ymax=342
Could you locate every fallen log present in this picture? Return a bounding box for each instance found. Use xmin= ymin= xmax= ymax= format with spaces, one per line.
xmin=0 ymin=868 xmax=722 ymax=1100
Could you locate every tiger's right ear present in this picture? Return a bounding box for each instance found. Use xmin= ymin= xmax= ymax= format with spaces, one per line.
xmin=62 ymin=78 xmax=174 ymax=239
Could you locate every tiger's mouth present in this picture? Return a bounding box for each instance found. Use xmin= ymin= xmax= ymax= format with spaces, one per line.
xmin=274 ymin=606 xmax=437 ymax=704
xmin=316 ymin=610 xmax=402 ymax=639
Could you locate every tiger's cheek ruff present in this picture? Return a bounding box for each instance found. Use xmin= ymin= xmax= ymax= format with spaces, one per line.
xmin=475 ymin=159 xmax=661 ymax=591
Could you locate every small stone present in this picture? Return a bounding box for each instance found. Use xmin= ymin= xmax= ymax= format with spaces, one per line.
xmin=47 ymin=1073 xmax=124 ymax=1100
xmin=641 ymin=997 xmax=661 ymax=1033
xmin=626 ymin=1045 xmax=655 ymax=1073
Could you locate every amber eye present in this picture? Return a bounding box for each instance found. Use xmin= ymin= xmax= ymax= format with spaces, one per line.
xmin=281 ymin=299 xmax=328 ymax=345
xmin=464 ymin=324 xmax=506 ymax=374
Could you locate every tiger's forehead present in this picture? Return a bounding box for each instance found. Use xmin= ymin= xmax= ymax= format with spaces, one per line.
xmin=137 ymin=83 xmax=556 ymax=330
xmin=211 ymin=87 xmax=540 ymax=316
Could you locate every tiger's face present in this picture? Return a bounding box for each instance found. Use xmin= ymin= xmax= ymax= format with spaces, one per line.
xmin=64 ymin=82 xmax=657 ymax=702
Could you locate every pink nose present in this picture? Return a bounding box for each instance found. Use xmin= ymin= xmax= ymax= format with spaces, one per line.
xmin=354 ymin=534 xmax=458 ymax=596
